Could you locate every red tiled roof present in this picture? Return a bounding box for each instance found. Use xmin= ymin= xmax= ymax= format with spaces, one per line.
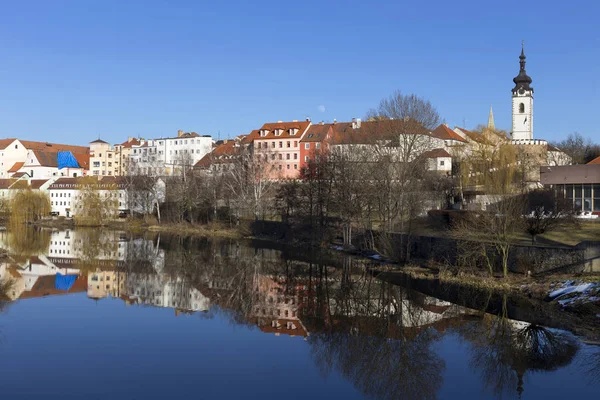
xmin=0 ymin=139 xmax=18 ymax=150
xmin=422 ymin=148 xmax=452 ymax=159
xmin=431 ymin=124 xmax=467 ymax=143
xmin=73 ymin=153 xmax=90 ymax=169
xmin=253 ymin=121 xmax=311 ymax=140
xmin=588 ymin=156 xmax=600 ymax=165
xmin=32 ymin=151 xmax=58 ymax=167
xmin=301 ymin=123 xmax=331 ymax=143
xmin=118 ymin=138 xmax=141 ymax=148
xmin=18 ymin=140 xmax=89 ymax=154
xmin=8 ymin=162 xmax=24 ymax=173
xmin=330 ymin=120 xmax=428 ymax=145
xmin=90 ymin=139 xmax=109 ymax=144
xmin=30 ymin=179 xmax=51 ymax=189
xmin=0 ymin=179 xmax=16 ymax=189
xmin=195 ymin=139 xmax=242 ymax=168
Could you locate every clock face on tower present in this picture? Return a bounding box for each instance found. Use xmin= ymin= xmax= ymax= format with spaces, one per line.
xmin=518 ymin=88 xmax=525 ymax=95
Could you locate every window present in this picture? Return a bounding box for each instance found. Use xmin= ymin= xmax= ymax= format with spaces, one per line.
xmin=294 ymin=141 xmax=298 ymax=147
xmin=279 ymin=141 xmax=282 ymax=148
xmin=584 ymin=184 xmax=592 ymax=212
xmin=271 ymin=142 xmax=275 ymax=148
xmin=574 ymin=184 xmax=582 ymax=211
xmin=440 ymin=160 xmax=445 ymax=166
xmin=286 ymin=165 xmax=290 ymax=169
xmin=286 ymin=154 xmax=290 ymax=160
xmin=519 ymin=103 xmax=525 ymax=113
xmin=294 ymin=164 xmax=297 ymax=169
xmin=305 ymin=143 xmax=310 ymax=150
xmin=278 ymin=165 xmax=282 ymax=170
xmin=316 ymin=143 xmax=320 ymax=149
xmin=278 ymin=154 xmax=282 ymax=160
xmin=593 ymin=184 xmax=600 ymax=212
xmin=294 ymin=153 xmax=297 ymax=160
xmin=305 ymin=156 xmax=309 ymax=162
xmin=15 ymin=145 xmax=18 ymax=149
xmin=287 ymin=141 xmax=290 ymax=148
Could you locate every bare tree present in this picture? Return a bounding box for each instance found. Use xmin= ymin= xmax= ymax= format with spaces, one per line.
xmin=227 ymin=146 xmax=275 ymax=222
xmin=523 ymin=189 xmax=576 ymax=244
xmin=552 ymin=132 xmax=597 ymax=165
xmin=365 ymin=90 xmax=442 ymax=130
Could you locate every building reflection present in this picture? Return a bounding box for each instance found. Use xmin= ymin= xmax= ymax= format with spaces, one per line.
xmin=0 ymin=229 xmax=584 ymax=400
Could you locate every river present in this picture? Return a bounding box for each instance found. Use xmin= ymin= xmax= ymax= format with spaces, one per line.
xmin=0 ymin=227 xmax=598 ymax=399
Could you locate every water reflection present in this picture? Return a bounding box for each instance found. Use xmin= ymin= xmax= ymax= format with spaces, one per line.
xmin=0 ymin=227 xmax=595 ymax=399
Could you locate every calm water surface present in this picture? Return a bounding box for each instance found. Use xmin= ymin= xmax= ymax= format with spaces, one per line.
xmin=0 ymin=228 xmax=598 ymax=400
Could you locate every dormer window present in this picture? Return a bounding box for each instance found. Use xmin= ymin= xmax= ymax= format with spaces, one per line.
xmin=290 ymin=128 xmax=297 ymax=135
xmin=260 ymin=130 xmax=268 ymax=137
xmin=274 ymin=129 xmax=283 ymax=136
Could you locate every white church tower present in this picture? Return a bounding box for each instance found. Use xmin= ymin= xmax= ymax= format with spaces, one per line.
xmin=511 ymin=43 xmax=534 ymax=141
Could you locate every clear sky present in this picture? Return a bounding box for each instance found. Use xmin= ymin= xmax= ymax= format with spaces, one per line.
xmin=1 ymin=0 xmax=598 ymax=145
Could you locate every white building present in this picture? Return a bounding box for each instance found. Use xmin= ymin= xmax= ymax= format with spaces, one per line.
xmin=47 ymin=176 xmax=165 ymax=217
xmin=0 ymin=139 xmax=89 ymax=179
xmin=511 ymin=44 xmax=534 ymax=142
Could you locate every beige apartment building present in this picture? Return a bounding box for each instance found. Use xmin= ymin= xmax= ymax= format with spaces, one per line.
xmin=89 ymin=139 xmax=118 ymax=176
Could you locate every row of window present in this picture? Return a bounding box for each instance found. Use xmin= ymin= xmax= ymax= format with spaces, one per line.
xmin=256 ymin=141 xmax=320 ymax=150
xmin=558 ymin=184 xmax=600 ymax=212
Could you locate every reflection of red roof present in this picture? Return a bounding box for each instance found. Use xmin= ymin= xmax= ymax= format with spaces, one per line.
xmin=12 ymin=172 xmax=27 ymax=178
xmin=18 ymin=274 xmax=87 ymax=299
xmin=8 ymin=162 xmax=24 ymax=173
xmin=249 ymin=317 xmax=308 ymax=337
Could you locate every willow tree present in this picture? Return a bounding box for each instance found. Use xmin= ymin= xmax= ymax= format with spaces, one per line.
xmin=73 ymin=177 xmax=119 ymax=226
xmin=452 ymin=133 xmax=526 ymax=277
xmin=9 ymin=189 xmax=51 ymax=224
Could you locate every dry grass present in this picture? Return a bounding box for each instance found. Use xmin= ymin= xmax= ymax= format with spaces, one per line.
xmin=536 ymin=221 xmax=600 ymax=246
xmin=144 ymin=222 xmax=245 ymax=239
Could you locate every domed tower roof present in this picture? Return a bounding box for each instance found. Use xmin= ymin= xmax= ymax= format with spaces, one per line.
xmin=512 ymin=43 xmax=533 ymax=94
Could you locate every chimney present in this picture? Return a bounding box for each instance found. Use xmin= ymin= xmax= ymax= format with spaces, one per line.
xmin=177 ymin=130 xmax=184 ymax=137
xmin=306 ymin=117 xmax=311 ymax=122
xmin=292 ymin=119 xmax=298 ymax=122
xmin=333 ymin=119 xmax=337 ymax=125
xmin=356 ymin=118 xmax=361 ymax=129
xmin=351 ymin=118 xmax=357 ymax=129
xmin=320 ymin=121 xmax=324 ymax=125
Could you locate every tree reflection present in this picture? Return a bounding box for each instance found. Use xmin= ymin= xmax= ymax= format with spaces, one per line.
xmin=5 ymin=226 xmax=50 ymax=256
xmin=458 ymin=295 xmax=579 ymax=398
xmin=306 ymin=261 xmax=446 ymax=400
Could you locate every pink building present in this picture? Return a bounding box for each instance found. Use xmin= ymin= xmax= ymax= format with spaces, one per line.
xmin=249 ymin=120 xmax=311 ymax=179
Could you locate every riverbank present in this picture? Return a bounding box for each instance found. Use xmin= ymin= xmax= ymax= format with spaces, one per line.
xmin=368 ymin=262 xmax=600 ymax=340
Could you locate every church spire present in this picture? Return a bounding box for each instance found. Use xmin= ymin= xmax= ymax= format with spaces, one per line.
xmin=512 ymin=41 xmax=533 ymax=93
xmin=487 ymin=105 xmax=495 ymax=130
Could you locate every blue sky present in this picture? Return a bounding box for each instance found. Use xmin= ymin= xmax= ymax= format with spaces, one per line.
xmin=0 ymin=0 xmax=598 ymax=145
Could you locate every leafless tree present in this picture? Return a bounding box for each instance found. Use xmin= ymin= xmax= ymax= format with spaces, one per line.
xmin=227 ymin=146 xmax=275 ymax=222
xmin=365 ymin=90 xmax=442 ymax=130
